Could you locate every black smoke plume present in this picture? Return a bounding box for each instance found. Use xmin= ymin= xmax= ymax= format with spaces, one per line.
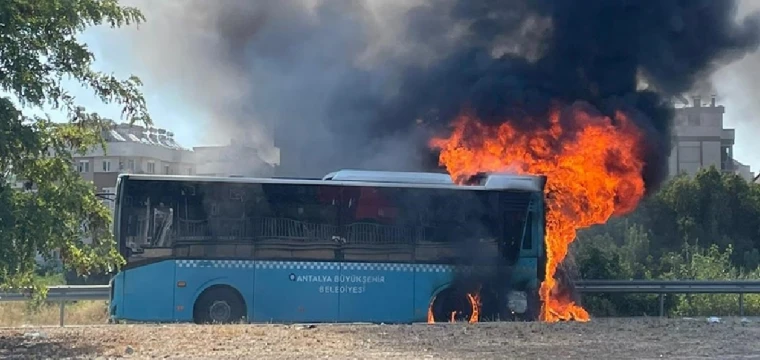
xmin=381 ymin=0 xmax=760 ymax=192
xmin=113 ymin=0 xmax=759 ymax=187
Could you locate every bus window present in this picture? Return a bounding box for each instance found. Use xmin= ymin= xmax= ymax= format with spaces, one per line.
xmin=403 ymin=189 xmax=503 ymax=264
xmin=174 ymin=182 xmax=249 ymax=243
xmin=342 ymin=186 xmax=411 ymax=245
xmin=119 ymin=179 xmax=345 ymax=262
xmin=419 ymin=190 xmax=500 ymax=244
xmin=174 ymin=182 xmax=340 ymax=244
xmin=120 ymin=180 xmax=179 ymax=257
xmin=253 ymin=183 xmax=340 ymax=243
xmin=340 ymin=186 xmax=506 ymax=262
xmin=499 ymin=191 xmax=534 ymax=263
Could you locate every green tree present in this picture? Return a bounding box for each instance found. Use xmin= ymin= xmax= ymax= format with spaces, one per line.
xmin=575 ymin=224 xmax=662 ymax=316
xmin=574 ymin=167 xmax=760 ymax=316
xmin=647 ymin=168 xmax=760 ymax=266
xmin=0 ymin=0 xmax=150 ymax=290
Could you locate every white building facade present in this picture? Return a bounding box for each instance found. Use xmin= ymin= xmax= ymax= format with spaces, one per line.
xmin=75 ymin=123 xmax=195 ymax=194
xmin=669 ymin=96 xmax=754 ymax=182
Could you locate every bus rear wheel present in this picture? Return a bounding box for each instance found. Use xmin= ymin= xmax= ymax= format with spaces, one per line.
xmin=193 ymin=286 xmax=246 ymax=324
xmin=429 ymin=288 xmax=475 ymax=323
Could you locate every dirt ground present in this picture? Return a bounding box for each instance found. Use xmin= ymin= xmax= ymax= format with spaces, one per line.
xmin=0 ymin=317 xmax=758 ymax=359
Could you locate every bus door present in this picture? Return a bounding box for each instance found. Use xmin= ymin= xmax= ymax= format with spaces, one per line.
xmin=119 ymin=179 xmax=178 ymax=322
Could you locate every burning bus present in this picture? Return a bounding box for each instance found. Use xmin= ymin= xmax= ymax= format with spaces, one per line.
xmin=108 ymin=169 xmax=546 ymax=324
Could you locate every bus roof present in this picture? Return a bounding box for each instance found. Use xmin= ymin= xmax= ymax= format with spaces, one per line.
xmin=322 ymin=169 xmax=454 ymax=185
xmin=120 ymin=170 xmax=546 ymax=192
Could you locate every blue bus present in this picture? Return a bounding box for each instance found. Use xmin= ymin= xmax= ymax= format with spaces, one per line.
xmin=108 ymin=170 xmax=546 ymax=324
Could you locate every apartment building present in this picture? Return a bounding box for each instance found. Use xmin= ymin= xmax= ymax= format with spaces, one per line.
xmin=74 ymin=123 xmax=195 ymax=197
xmin=669 ymin=96 xmax=754 ymax=182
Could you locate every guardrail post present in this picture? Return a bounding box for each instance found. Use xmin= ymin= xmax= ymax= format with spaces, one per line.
xmin=58 ymin=286 xmax=66 ymax=327
xmin=658 ymin=293 xmax=665 ymax=317
xmin=739 ymin=292 xmax=745 ymax=317
xmin=59 ymin=301 xmax=65 ymax=327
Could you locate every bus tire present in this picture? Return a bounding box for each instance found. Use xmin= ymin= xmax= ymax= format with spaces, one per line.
xmin=517 ymin=288 xmax=540 ymax=322
xmin=193 ymin=285 xmax=246 ymax=324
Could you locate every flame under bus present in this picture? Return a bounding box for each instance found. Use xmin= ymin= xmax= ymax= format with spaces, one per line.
xmin=108 ymin=170 xmax=546 ymax=324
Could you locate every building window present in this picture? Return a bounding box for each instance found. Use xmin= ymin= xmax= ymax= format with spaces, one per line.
xmin=147 ymin=161 xmax=155 ymax=174
xmin=102 ymin=160 xmax=112 ymax=172
xmin=128 ymin=159 xmax=135 ymax=170
xmin=164 ymin=165 xmax=171 ymax=175
xmin=677 ymin=143 xmax=702 ymax=175
xmin=678 ymin=145 xmax=701 ymax=163
xmin=77 ymin=160 xmax=90 ymax=173
xmin=687 ymin=113 xmax=700 ymax=126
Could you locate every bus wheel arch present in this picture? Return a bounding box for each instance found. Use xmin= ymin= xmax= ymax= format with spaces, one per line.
xmin=193 ymin=284 xmax=247 ymax=324
xmin=427 ymin=286 xmax=471 ymax=323
xmin=428 ymin=284 xmax=500 ymax=323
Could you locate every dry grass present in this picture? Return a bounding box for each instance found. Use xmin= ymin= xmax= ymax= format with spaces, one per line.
xmin=0 ymin=301 xmax=108 ymax=327
xmin=1 ymin=318 xmax=760 ymax=359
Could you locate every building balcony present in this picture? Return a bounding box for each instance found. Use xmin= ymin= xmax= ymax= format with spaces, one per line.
xmin=721 ymin=129 xmax=735 ymax=145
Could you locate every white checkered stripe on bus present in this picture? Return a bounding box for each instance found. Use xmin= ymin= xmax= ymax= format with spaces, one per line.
xmin=415 ymin=264 xmax=454 ymax=273
xmin=255 ymin=261 xmax=419 ymax=272
xmin=344 ymin=262 xmax=416 ymax=272
xmin=255 ymin=261 xmax=340 ymax=270
xmin=174 ymin=260 xmax=454 ymax=272
xmin=176 ymin=260 xmax=254 ymax=268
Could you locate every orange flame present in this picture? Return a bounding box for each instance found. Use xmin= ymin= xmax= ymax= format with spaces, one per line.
xmin=429 ymin=106 xmax=646 ymax=322
xmin=427 ymin=289 xmax=483 ymax=324
xmin=467 ymin=292 xmax=481 ymax=323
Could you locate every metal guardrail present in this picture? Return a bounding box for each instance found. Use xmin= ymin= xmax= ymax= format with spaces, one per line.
xmin=2 ymin=281 xmax=760 ymax=326
xmin=0 ymin=285 xmax=109 ymax=327
xmin=576 ymin=280 xmax=760 ymax=317
xmin=576 ymin=279 xmax=760 ymax=293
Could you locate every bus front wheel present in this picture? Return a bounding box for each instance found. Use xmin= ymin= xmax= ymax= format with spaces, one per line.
xmin=193 ymin=285 xmax=247 ymax=324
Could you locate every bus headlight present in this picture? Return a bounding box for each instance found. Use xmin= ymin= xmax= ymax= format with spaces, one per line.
xmin=507 ymin=291 xmax=528 ymax=314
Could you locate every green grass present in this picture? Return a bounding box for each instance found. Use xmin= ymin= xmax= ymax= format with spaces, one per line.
xmin=0 ymin=300 xmax=108 ymax=327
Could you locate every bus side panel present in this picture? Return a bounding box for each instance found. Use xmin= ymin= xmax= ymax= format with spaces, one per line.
xmin=253 ymin=260 xmax=340 ymax=323
xmin=173 ymin=260 xmax=255 ymax=322
xmin=338 ymin=262 xmax=414 ymax=323
xmin=122 ymin=260 xmax=176 ymax=321
xmin=413 ymin=264 xmax=455 ymax=322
